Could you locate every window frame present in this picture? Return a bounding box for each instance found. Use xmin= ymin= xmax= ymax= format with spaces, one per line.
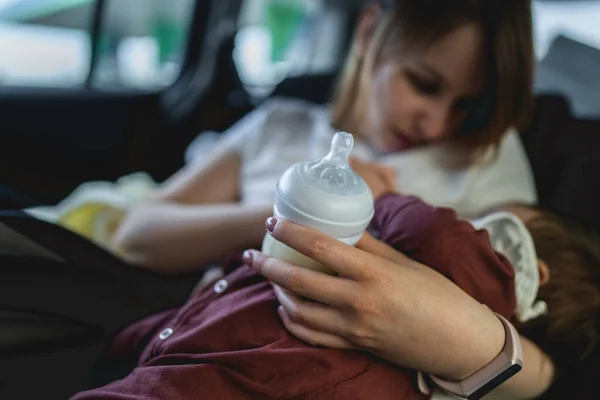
xmin=0 ymin=0 xmax=202 ymax=92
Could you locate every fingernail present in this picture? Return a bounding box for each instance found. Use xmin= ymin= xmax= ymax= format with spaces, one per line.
xmin=242 ymin=250 xmax=253 ymax=265
xmin=277 ymin=305 xmax=285 ymax=320
xmin=266 ymin=217 xmax=278 ymax=232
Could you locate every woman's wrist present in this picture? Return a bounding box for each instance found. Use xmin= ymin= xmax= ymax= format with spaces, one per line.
xmin=443 ymin=306 xmax=507 ymax=381
xmin=401 ymin=264 xmax=507 ymax=382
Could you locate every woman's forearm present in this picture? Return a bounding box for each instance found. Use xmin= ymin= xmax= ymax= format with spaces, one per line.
xmin=112 ymin=201 xmax=272 ymax=273
xmin=392 ymin=262 xmax=507 ymax=381
xmin=355 ymin=235 xmax=507 ymax=381
xmin=405 ymin=265 xmax=554 ymax=398
xmin=359 ymin=232 xmax=552 ymax=398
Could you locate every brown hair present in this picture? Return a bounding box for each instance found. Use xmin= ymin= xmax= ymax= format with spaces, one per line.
xmin=330 ymin=0 xmax=534 ymax=156
xmin=519 ymin=212 xmax=600 ymax=373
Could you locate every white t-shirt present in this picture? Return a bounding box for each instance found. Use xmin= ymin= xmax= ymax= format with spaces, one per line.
xmin=190 ymin=97 xmax=537 ymax=218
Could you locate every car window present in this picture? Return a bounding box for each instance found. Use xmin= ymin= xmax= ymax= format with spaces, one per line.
xmin=0 ymin=0 xmax=196 ymax=89
xmin=0 ymin=0 xmax=94 ymax=87
xmin=533 ymin=0 xmax=600 ymax=58
xmin=233 ymin=0 xmax=346 ymax=98
xmin=93 ymin=0 xmax=196 ymax=89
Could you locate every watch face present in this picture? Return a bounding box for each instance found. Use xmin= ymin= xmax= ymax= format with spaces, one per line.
xmin=467 ymin=364 xmax=522 ymax=400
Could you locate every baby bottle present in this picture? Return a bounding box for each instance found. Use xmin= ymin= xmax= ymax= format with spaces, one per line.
xmin=261 ymin=132 xmax=374 ymax=275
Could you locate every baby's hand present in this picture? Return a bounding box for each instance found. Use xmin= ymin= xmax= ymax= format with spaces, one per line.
xmin=349 ymin=157 xmax=397 ymax=199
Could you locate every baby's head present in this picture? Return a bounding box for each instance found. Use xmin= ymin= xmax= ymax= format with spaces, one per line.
xmin=503 ymin=205 xmax=600 ymax=372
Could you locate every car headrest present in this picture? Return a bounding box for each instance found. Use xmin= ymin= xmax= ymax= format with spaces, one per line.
xmin=520 ymin=94 xmax=600 ymax=234
xmin=270 ymin=72 xmax=339 ymax=105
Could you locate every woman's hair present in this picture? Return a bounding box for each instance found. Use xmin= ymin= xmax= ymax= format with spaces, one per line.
xmin=519 ymin=212 xmax=600 ymax=374
xmin=330 ymin=0 xmax=534 ymax=153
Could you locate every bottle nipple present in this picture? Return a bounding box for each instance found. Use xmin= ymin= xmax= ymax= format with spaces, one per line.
xmin=299 ymin=132 xmax=367 ymax=196
xmin=275 ymin=131 xmax=375 ymax=240
xmin=321 ymin=131 xmax=354 ymax=167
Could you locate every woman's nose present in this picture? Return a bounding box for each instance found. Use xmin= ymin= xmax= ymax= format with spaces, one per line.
xmin=420 ymin=104 xmax=450 ymax=141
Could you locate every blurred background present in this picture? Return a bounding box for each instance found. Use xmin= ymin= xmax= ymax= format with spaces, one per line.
xmin=0 ymin=0 xmax=599 ymax=207
xmin=1 ymin=0 xmax=599 ymax=96
xmin=0 ymin=0 xmax=342 ymax=92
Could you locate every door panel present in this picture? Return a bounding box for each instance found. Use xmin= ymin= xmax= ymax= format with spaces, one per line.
xmin=0 ymin=0 xmax=219 ymax=208
xmin=0 ymin=0 xmax=260 ymax=209
xmin=0 ymin=89 xmax=161 ymax=205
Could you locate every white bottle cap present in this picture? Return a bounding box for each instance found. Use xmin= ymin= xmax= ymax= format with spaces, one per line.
xmin=274 ymin=132 xmax=374 ymax=244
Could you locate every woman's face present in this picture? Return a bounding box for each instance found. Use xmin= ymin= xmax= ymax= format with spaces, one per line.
xmin=358 ymin=21 xmax=487 ymax=153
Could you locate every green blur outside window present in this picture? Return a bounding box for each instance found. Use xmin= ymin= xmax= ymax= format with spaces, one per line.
xmin=234 ymin=0 xmax=341 ymax=97
xmin=0 ymin=0 xmax=195 ymax=89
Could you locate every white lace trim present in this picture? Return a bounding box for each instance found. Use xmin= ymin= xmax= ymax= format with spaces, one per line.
xmin=471 ymin=211 xmax=548 ymax=323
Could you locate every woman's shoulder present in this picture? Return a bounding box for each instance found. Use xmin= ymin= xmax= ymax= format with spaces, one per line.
xmin=487 ymin=128 xmax=528 ymax=164
xmin=380 ymin=128 xmax=537 ymax=218
xmin=230 ymin=97 xmax=329 ymax=141
xmin=260 ymin=96 xmax=326 ymax=114
xmin=186 ymin=98 xmax=331 ymax=165
xmin=259 ymin=96 xmax=330 ymax=128
xmin=235 ymin=97 xmax=332 ymax=153
xmin=471 ymin=128 xmax=538 ymax=196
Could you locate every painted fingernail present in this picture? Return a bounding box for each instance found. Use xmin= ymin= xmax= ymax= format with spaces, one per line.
xmin=266 ymin=217 xmax=278 ymax=232
xmin=242 ymin=250 xmax=253 ymax=265
xmin=277 ymin=305 xmax=286 ymax=320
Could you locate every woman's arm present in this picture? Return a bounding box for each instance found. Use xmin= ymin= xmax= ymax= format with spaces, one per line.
xmin=112 ymin=140 xmax=271 ymax=274
xmin=248 ymin=221 xmax=554 ymax=399
xmin=114 ymin=201 xmax=272 ymax=273
xmin=244 ymin=219 xmax=506 ymax=381
xmin=359 ymin=233 xmax=555 ymax=399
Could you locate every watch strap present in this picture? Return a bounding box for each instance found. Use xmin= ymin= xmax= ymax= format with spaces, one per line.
xmin=427 ymin=313 xmax=523 ymax=399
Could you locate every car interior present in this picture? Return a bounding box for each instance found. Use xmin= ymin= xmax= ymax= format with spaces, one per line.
xmin=0 ymin=0 xmax=599 ymax=398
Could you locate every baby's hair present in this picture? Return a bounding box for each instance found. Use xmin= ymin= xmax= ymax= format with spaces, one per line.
xmin=518 ymin=211 xmax=600 ymax=374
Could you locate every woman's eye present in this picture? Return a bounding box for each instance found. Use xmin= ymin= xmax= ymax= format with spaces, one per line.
xmin=406 ymin=72 xmax=440 ymax=95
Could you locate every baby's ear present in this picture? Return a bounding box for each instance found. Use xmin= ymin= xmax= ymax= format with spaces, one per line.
xmin=538 ymin=259 xmax=551 ymax=287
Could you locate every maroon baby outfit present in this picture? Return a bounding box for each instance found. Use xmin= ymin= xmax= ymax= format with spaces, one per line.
xmin=73 ymin=194 xmax=515 ymax=399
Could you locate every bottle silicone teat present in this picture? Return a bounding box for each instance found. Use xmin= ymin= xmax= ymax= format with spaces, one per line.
xmin=298 ymin=132 xmax=367 ymax=196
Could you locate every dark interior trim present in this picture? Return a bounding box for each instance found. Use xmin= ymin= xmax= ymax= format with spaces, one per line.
xmin=85 ymin=0 xmax=106 ymax=88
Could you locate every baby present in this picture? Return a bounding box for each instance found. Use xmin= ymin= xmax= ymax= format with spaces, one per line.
xmin=492 ymin=204 xmax=600 ymax=375
xmin=73 ymin=182 xmax=600 ymax=400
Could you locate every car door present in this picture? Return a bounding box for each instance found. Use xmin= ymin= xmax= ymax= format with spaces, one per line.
xmin=0 ymin=0 xmax=254 ymax=209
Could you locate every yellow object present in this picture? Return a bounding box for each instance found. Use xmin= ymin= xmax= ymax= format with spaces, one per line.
xmin=59 ymin=202 xmax=125 ymax=245
xmin=26 ymin=172 xmax=157 ymax=249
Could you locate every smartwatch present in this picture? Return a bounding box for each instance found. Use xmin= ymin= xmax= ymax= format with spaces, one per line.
xmin=423 ymin=313 xmax=523 ymax=400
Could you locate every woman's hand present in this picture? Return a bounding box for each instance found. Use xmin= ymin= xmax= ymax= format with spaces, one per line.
xmin=349 ymin=157 xmax=397 ymax=199
xmin=244 ymin=218 xmax=506 ymax=382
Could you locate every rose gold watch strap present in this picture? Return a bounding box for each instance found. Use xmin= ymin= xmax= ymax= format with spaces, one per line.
xmin=428 ymin=313 xmax=523 ymax=398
